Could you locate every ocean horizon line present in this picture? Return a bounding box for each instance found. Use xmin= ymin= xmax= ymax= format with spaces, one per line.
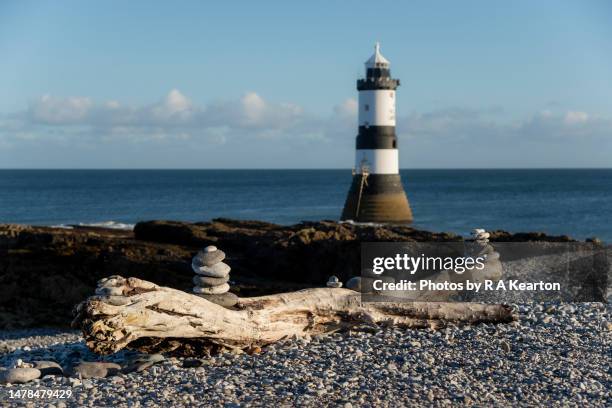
xmin=1 ymin=167 xmax=611 ymax=171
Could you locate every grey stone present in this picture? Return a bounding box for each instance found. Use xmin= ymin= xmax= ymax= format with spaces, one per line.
xmin=0 ymin=368 xmax=41 ymax=384
xmin=346 ymin=277 xmax=362 ymax=291
xmin=193 ymin=283 xmax=230 ymax=295
xmin=122 ymin=353 xmax=165 ymax=373
xmin=193 ymin=274 xmax=229 ymax=287
xmin=194 ymin=249 xmax=226 ymax=267
xmin=33 ymin=360 xmax=63 ymax=376
xmin=192 ymin=261 xmax=231 ymax=278
xmin=195 ymin=292 xmax=239 ymax=308
xmin=70 ymin=362 xmax=121 ymax=378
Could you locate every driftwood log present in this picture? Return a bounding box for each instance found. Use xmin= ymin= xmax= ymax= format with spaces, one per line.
xmin=72 ymin=275 xmax=515 ymax=356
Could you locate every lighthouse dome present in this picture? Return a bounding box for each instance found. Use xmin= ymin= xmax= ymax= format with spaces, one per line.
xmin=365 ymin=42 xmax=390 ymax=69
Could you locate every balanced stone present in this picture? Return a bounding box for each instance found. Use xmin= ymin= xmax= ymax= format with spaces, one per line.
xmin=193 ymin=283 xmax=230 ymax=295
xmin=193 ymin=274 xmax=229 ymax=287
xmin=327 ymin=275 xmax=342 ymax=288
xmin=0 ymin=368 xmax=41 ymax=384
xmin=476 ymin=232 xmax=490 ymax=240
xmin=192 ymin=261 xmax=231 ymax=278
xmin=471 ymin=229 xmax=490 ymax=241
xmin=195 ymin=292 xmax=238 ymax=308
xmin=33 ymin=360 xmax=63 ymax=376
xmin=193 ymin=249 xmax=225 ymax=267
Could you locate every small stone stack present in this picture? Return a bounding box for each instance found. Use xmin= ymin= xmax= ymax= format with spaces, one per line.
xmin=191 ymin=245 xmax=238 ymax=308
xmin=465 ymin=228 xmax=502 ymax=284
xmin=326 ymin=275 xmax=342 ymax=288
xmin=467 ymin=228 xmax=499 ymax=261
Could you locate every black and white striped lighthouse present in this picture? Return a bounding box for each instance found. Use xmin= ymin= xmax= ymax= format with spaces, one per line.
xmin=341 ymin=43 xmax=413 ymax=223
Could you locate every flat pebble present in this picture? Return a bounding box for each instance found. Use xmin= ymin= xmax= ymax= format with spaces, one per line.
xmin=33 ymin=360 xmax=63 ymax=376
xmin=123 ymin=354 xmax=165 ymax=373
xmin=70 ymin=362 xmax=121 ymax=379
xmin=195 ymin=292 xmax=239 ymax=308
xmin=192 ymin=274 xmax=229 ymax=287
xmin=0 ymin=367 xmax=41 ymax=384
xmin=194 ymin=250 xmax=226 ymax=267
xmin=193 ymin=283 xmax=230 ymax=295
xmin=192 ymin=261 xmax=231 ymax=278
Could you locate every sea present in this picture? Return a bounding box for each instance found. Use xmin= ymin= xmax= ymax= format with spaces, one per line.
xmin=0 ymin=169 xmax=611 ymax=242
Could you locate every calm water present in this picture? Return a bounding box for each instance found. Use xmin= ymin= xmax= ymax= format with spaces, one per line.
xmin=0 ymin=169 xmax=611 ymax=241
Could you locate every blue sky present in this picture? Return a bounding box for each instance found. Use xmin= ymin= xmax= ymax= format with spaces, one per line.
xmin=1 ymin=1 xmax=611 ymax=168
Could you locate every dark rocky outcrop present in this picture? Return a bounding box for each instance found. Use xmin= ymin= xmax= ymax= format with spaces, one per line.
xmin=0 ymin=219 xmax=596 ymax=329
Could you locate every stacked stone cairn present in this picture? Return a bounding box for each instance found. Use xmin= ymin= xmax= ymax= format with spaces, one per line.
xmin=192 ymin=245 xmax=238 ymax=308
xmin=326 ymin=275 xmax=342 ymax=288
xmin=466 ymin=229 xmax=499 ymax=260
xmin=464 ymin=228 xmax=502 ymax=283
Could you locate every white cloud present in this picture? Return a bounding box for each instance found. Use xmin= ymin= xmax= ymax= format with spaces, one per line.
xmin=152 ymin=89 xmax=193 ymax=120
xmin=2 ymin=92 xmax=611 ymax=168
xmin=564 ymin=111 xmax=589 ymax=124
xmin=30 ymin=95 xmax=92 ymax=124
xmin=333 ymin=98 xmax=358 ymax=118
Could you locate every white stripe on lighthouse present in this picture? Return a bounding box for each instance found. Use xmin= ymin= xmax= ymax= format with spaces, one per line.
xmin=358 ymin=90 xmax=396 ymax=127
xmin=355 ymin=149 xmax=399 ymax=174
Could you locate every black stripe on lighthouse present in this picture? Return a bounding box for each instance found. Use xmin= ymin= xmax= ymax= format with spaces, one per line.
xmin=356 ymin=126 xmax=397 ymax=149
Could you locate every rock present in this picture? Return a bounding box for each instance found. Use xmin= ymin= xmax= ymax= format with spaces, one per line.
xmin=192 ymin=261 xmax=231 ymax=278
xmin=203 ymin=245 xmax=217 ymax=253
xmin=346 ymin=277 xmax=361 ymax=291
xmin=122 ymin=353 xmax=165 ymax=373
xmin=182 ymin=358 xmax=205 ymax=368
xmin=326 ymin=275 xmax=342 ymax=288
xmin=194 ymin=249 xmax=226 ymax=267
xmin=70 ymin=362 xmax=121 ymax=379
xmin=0 ymin=368 xmax=41 ymax=384
xmin=33 ymin=361 xmax=63 ymax=376
xmin=193 ymin=283 xmax=230 ymax=295
xmin=501 ymin=341 xmax=511 ymax=353
xmin=195 ymin=292 xmax=239 ymax=308
xmin=193 ymin=274 xmax=229 ymax=287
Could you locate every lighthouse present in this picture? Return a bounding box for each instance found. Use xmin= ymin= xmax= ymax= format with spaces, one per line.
xmin=341 ymin=43 xmax=413 ymax=223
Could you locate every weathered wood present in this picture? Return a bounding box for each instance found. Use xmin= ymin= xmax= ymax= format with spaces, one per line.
xmin=73 ymin=275 xmax=515 ymax=355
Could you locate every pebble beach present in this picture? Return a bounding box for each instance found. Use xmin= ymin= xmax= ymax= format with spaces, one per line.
xmin=1 ymin=302 xmax=610 ymax=407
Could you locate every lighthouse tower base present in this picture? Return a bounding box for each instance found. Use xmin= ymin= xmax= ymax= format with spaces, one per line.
xmin=341 ymin=174 xmax=413 ymax=223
